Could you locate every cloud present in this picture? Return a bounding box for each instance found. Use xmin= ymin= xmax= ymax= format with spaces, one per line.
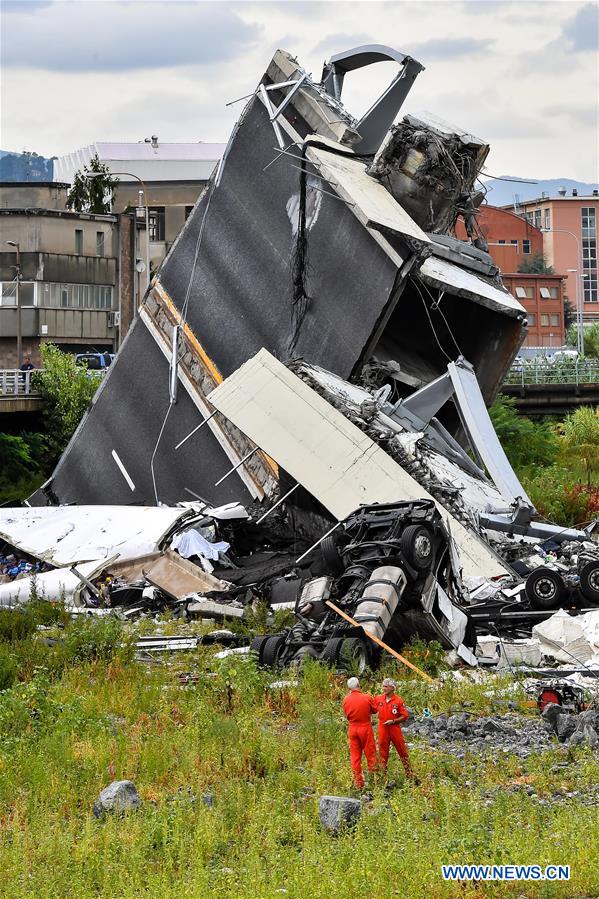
xmin=0 ymin=1 xmax=262 ymax=71
xmin=1 ymin=0 xmax=54 ymax=12
xmin=540 ymin=103 xmax=599 ymax=129
xmin=561 ymin=2 xmax=599 ymax=52
xmin=311 ymin=33 xmax=373 ymax=56
xmin=408 ymin=36 xmax=494 ymax=61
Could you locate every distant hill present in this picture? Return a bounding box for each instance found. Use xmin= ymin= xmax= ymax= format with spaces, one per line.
xmin=0 ymin=151 xmax=55 ymax=182
xmin=482 ymin=176 xmax=598 ymax=208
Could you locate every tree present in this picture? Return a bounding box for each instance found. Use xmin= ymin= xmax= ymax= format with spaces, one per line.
xmin=560 ymin=406 xmax=599 ymax=485
xmin=563 ymin=297 xmax=576 ymax=330
xmin=517 ymin=252 xmax=555 ymax=275
xmin=566 ymin=321 xmax=599 ymax=357
xmin=489 ymin=394 xmax=557 ymax=471
xmin=33 ymin=344 xmax=98 ymax=465
xmin=66 ymin=154 xmax=118 ymax=214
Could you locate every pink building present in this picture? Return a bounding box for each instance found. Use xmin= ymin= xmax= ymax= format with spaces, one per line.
xmin=505 ymin=190 xmax=599 ymax=324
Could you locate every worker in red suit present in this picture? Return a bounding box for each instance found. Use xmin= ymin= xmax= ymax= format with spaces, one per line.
xmin=373 ymin=678 xmax=413 ymax=778
xmin=342 ymin=677 xmax=379 ymax=789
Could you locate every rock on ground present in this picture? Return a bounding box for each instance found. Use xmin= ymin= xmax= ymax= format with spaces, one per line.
xmin=319 ymin=795 xmax=361 ymax=835
xmin=93 ymin=780 xmax=142 ymax=818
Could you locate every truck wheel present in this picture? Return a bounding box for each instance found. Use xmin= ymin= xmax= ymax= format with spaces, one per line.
xmin=579 ymin=560 xmax=599 ymax=604
xmin=525 ymin=567 xmax=566 ymax=610
xmin=261 ymin=633 xmax=287 ymax=668
xmin=321 ymin=533 xmax=344 ymax=574
xmin=322 ymin=636 xmax=369 ymax=673
xmin=401 ymin=525 xmax=435 ymax=572
xmin=339 ymin=637 xmax=370 ymax=674
xmin=250 ymin=635 xmax=271 ymax=665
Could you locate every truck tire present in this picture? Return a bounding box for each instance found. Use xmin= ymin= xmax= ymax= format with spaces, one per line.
xmin=322 ymin=636 xmax=369 ymax=673
xmin=250 ymin=635 xmax=271 ymax=665
xmin=525 ymin=567 xmax=566 ymax=610
xmin=579 ymin=560 xmax=599 ymax=604
xmin=321 ymin=534 xmax=344 ymax=575
xmin=261 ymin=633 xmax=287 ymax=668
xmin=401 ymin=524 xmax=435 ymax=572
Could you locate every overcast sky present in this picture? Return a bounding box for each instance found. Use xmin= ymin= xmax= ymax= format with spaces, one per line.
xmin=1 ymin=0 xmax=597 ymax=181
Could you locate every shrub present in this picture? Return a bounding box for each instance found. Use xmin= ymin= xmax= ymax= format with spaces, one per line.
xmin=489 ymin=395 xmax=557 ymax=472
xmin=0 ymin=608 xmax=36 ymax=643
xmin=62 ymin=617 xmax=130 ymax=665
xmin=29 ymin=599 xmax=70 ymax=628
xmin=0 ymin=644 xmax=18 ymax=690
xmin=399 ymin=637 xmax=447 ymax=677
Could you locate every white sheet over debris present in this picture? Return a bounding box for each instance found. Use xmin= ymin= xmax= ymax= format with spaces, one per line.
xmin=208 ymin=349 xmax=508 ymax=579
xmin=419 ymin=255 xmax=525 ymax=317
xmin=0 ymin=505 xmax=194 ymax=567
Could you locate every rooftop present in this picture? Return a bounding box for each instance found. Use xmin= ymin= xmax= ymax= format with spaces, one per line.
xmin=501 ymin=192 xmax=599 ymax=208
xmin=78 ymin=141 xmax=226 ymax=162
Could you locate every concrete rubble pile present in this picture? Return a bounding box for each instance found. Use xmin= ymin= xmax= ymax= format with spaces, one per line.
xmin=2 ymin=45 xmax=598 ymax=678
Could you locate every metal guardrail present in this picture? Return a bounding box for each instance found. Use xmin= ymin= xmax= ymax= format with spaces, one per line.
xmin=505 ymin=360 xmax=599 ymax=387
xmin=0 ymin=369 xmax=39 ymax=396
xmin=0 ymin=367 xmax=107 ymax=398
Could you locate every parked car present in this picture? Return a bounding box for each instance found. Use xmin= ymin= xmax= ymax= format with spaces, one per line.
xmin=75 ymin=353 xmax=114 ymax=371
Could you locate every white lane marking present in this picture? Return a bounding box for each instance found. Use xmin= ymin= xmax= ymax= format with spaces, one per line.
xmin=111 ymin=450 xmax=136 ymax=491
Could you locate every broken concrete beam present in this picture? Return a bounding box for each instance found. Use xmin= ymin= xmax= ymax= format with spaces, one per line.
xmin=186 ymin=597 xmax=245 ymax=619
xmin=93 ymin=780 xmax=142 ymax=818
xmin=319 ymin=795 xmax=362 ymax=835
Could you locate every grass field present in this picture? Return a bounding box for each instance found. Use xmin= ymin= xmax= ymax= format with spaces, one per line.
xmin=0 ymin=616 xmax=598 ymax=899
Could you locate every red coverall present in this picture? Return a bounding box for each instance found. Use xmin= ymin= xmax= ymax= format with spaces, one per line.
xmin=373 ymin=693 xmax=413 ymax=777
xmin=342 ymin=690 xmax=379 ymax=788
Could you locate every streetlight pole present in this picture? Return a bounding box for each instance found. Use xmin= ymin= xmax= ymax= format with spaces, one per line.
xmin=542 ymin=227 xmax=584 ymax=355
xmin=6 ymin=240 xmax=22 ymax=368
xmin=87 ymin=171 xmax=151 ymax=297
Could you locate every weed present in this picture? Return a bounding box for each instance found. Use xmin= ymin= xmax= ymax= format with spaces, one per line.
xmin=0 ymin=607 xmax=36 ymax=643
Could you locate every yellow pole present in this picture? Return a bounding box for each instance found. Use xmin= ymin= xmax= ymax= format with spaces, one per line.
xmin=325 ymin=599 xmax=435 ymax=683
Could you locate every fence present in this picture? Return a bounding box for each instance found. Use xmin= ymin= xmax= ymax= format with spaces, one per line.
xmin=505 ymin=359 xmax=599 ymax=387
xmin=0 ymin=368 xmax=106 ymax=398
xmin=0 ymin=369 xmax=39 ymax=396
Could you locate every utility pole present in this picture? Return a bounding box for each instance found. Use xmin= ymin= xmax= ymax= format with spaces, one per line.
xmin=6 ymin=240 xmax=22 ymax=368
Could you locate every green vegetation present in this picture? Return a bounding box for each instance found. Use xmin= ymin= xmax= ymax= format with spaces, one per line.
xmin=0 ymin=344 xmax=99 ymax=503
xmin=66 ymin=153 xmax=119 ymax=215
xmin=490 ymin=397 xmax=599 ymax=525
xmin=567 ymin=320 xmax=599 ymax=358
xmin=517 ymin=253 xmax=554 ymax=275
xmin=0 ymin=603 xmax=598 ymax=898
xmin=33 ymin=342 xmax=98 ymax=466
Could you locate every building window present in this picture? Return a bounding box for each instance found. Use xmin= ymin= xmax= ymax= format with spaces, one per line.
xmin=515 ymin=285 xmax=534 ymax=299
xmin=528 ymin=313 xmax=536 ymax=326
xmin=581 ymin=207 xmax=597 ymax=302
xmin=550 ymin=314 xmax=560 ymax=326
xmin=498 ymin=239 xmax=506 ymax=245
xmin=96 ymin=231 xmax=105 ymax=256
xmin=0 ymin=281 xmax=35 ymax=306
xmin=525 ymin=212 xmax=533 ymax=224
xmin=510 ymin=239 xmax=518 ymax=250
xmin=523 ymin=239 xmax=531 ymax=254
xmin=148 ymin=206 xmax=165 ymax=242
xmin=75 ymin=229 xmax=83 ymax=254
xmin=38 ymin=282 xmax=113 ymax=310
xmin=534 ymin=210 xmax=542 ymax=229
xmin=544 ymin=209 xmax=551 ymax=230
xmin=541 ymin=314 xmax=549 ymax=326
xmin=549 ymin=286 xmax=559 ymax=299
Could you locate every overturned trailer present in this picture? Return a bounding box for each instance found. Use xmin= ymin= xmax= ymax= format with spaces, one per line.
xmin=23 ymin=46 xmax=598 ymax=664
